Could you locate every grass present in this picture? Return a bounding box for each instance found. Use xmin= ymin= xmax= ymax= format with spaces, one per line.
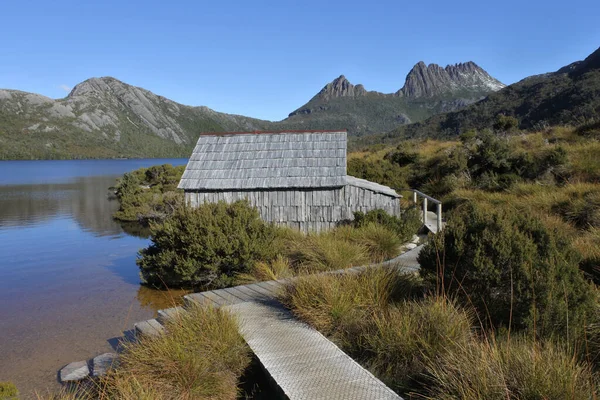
xmin=38 ymin=304 xmax=251 ymax=400
xmin=0 ymin=382 xmax=18 ymax=399
xmin=281 ymin=266 xmax=600 ymax=398
xmin=238 ymin=221 xmax=412 ymax=284
xmin=426 ymin=336 xmax=598 ymax=400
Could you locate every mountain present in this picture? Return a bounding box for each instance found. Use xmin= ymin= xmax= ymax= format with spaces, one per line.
xmin=0 ymin=61 xmax=504 ymax=159
xmin=280 ymin=61 xmax=504 ymax=136
xmin=0 ymin=77 xmax=272 ymax=159
xmin=383 ymin=46 xmax=600 ymax=141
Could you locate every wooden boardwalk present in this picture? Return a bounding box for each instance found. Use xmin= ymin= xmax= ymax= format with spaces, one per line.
xmin=132 ymin=248 xmax=424 ymax=399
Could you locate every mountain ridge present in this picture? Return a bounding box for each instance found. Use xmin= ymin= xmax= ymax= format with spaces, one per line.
xmin=0 ymin=59 xmax=505 ymax=159
xmin=378 ymin=46 xmax=600 ymax=143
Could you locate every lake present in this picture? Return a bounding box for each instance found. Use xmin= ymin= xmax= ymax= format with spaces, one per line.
xmin=0 ymin=159 xmax=189 ymax=398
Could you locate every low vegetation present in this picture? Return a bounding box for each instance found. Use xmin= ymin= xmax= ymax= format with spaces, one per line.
xmin=138 ymin=200 xmax=421 ymax=289
xmin=113 ymin=164 xmax=185 ymax=224
xmin=281 ymin=266 xmax=599 ymax=398
xmin=138 ymin=201 xmax=279 ymax=288
xmin=38 ymin=305 xmax=250 ymax=400
xmin=0 ymin=382 xmax=18 ymax=399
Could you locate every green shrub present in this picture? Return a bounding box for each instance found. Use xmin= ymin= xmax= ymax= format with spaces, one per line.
xmin=137 ymin=201 xmax=278 ymax=289
xmin=113 ymin=164 xmax=185 ymax=224
xmin=353 ymin=208 xmax=421 ymax=243
xmin=347 ymin=157 xmax=409 ymax=189
xmin=418 ymin=203 xmax=597 ymax=339
xmin=0 ymin=382 xmax=18 ymax=398
xmin=493 ymin=114 xmax=519 ymax=132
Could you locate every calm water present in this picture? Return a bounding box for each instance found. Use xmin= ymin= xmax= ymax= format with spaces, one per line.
xmin=0 ymin=159 xmax=188 ymax=398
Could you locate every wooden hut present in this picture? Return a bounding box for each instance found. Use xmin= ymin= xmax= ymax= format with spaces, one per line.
xmin=178 ymin=130 xmax=401 ymax=233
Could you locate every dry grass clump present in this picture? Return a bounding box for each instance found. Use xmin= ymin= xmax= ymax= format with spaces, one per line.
xmin=281 ymin=223 xmax=403 ymax=275
xmin=280 ymin=268 xmax=411 ymax=334
xmin=280 ymin=268 xmax=475 ymax=391
xmin=361 ymin=297 xmax=473 ymax=392
xmin=281 ymin=266 xmax=600 ymax=397
xmin=285 ymin=231 xmax=369 ymax=272
xmin=40 ymin=304 xmax=251 ymax=400
xmin=426 ymin=336 xmax=598 ymax=400
xmin=237 ymin=254 xmax=295 ymax=283
xmin=106 ymin=303 xmax=250 ymax=400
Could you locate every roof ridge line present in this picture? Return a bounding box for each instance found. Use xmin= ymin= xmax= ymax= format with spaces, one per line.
xmin=198 ymin=129 xmax=348 ymax=136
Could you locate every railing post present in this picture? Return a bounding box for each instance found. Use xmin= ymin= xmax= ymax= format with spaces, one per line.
xmin=413 ymin=191 xmax=418 ymax=205
xmin=423 ymin=197 xmax=428 ymax=225
xmin=437 ymin=203 xmax=442 ymax=232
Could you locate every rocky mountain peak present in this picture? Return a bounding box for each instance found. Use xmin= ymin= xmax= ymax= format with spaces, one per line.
xmin=317 ymin=75 xmax=367 ymax=100
xmin=398 ymin=61 xmax=505 ymax=98
xmin=68 ymin=77 xmax=123 ymax=97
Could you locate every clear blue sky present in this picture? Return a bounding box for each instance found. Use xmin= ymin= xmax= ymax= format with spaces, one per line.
xmin=1 ymin=0 xmax=599 ymax=121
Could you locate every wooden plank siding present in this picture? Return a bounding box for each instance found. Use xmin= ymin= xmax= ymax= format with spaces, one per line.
xmin=185 ymin=185 xmax=400 ymax=233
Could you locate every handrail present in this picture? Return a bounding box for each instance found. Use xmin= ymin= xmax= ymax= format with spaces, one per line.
xmin=394 ymin=188 xmax=442 ymax=205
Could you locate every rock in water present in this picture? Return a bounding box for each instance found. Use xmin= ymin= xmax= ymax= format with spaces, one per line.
xmin=92 ymin=352 xmax=119 ymax=377
xmin=60 ymin=361 xmax=90 ymax=382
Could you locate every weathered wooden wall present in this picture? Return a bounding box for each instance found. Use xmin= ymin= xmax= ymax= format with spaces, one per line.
xmin=185 ymin=185 xmax=400 ymax=233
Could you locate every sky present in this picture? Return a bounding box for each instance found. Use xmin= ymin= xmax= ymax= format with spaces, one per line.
xmin=1 ymin=0 xmax=599 ymax=121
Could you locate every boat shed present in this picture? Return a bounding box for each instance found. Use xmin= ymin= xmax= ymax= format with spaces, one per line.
xmin=178 ymin=130 xmax=401 ymax=233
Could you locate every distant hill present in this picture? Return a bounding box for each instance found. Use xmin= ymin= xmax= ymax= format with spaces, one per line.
xmin=280 ymin=61 xmax=504 ymax=137
xmin=0 ymin=61 xmax=504 ymax=159
xmin=382 ymin=46 xmax=600 ymax=142
xmin=0 ymin=77 xmax=272 ymax=159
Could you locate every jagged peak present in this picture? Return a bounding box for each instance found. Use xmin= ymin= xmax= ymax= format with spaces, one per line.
xmin=399 ymin=60 xmax=505 ymax=97
xmin=317 ymin=74 xmax=367 ymax=100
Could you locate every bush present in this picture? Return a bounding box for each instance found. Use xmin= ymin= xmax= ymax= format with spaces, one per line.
xmin=418 ymin=203 xmax=597 ymax=339
xmin=113 ymin=164 xmax=185 ymax=224
xmin=0 ymin=382 xmax=18 ymax=398
xmin=137 ymin=201 xmax=278 ymax=289
xmin=353 ymin=207 xmax=421 ymax=243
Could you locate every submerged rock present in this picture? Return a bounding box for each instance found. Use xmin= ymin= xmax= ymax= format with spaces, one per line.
xmin=60 ymin=361 xmax=90 ymax=382
xmin=92 ymin=352 xmax=119 ymax=377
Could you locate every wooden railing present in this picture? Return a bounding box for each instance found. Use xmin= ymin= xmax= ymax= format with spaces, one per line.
xmin=396 ymin=188 xmax=443 ymax=232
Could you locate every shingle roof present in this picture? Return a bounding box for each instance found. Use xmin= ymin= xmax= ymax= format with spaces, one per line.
xmin=178 ymin=131 xmax=348 ymax=190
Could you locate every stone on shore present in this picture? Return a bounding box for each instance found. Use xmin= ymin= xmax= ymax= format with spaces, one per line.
xmin=60 ymin=361 xmax=90 ymax=382
xmin=92 ymin=352 xmax=119 ymax=377
xmin=404 ymin=243 xmax=418 ymax=250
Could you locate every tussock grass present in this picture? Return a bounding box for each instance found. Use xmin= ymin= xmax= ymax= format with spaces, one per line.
xmin=108 ymin=303 xmax=250 ymax=400
xmin=286 ymin=232 xmax=369 ymax=272
xmin=282 ymin=265 xmax=600 ymax=397
xmin=280 ymin=268 xmax=420 ymax=335
xmin=237 ymin=254 xmax=295 ymax=283
xmin=426 ymin=336 xmax=598 ymax=400
xmin=40 ymin=304 xmax=251 ymax=400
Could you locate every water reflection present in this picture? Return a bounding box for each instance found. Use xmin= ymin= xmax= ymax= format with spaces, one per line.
xmin=0 ymin=176 xmax=121 ymax=236
xmin=0 ymin=158 xmax=188 ymax=397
